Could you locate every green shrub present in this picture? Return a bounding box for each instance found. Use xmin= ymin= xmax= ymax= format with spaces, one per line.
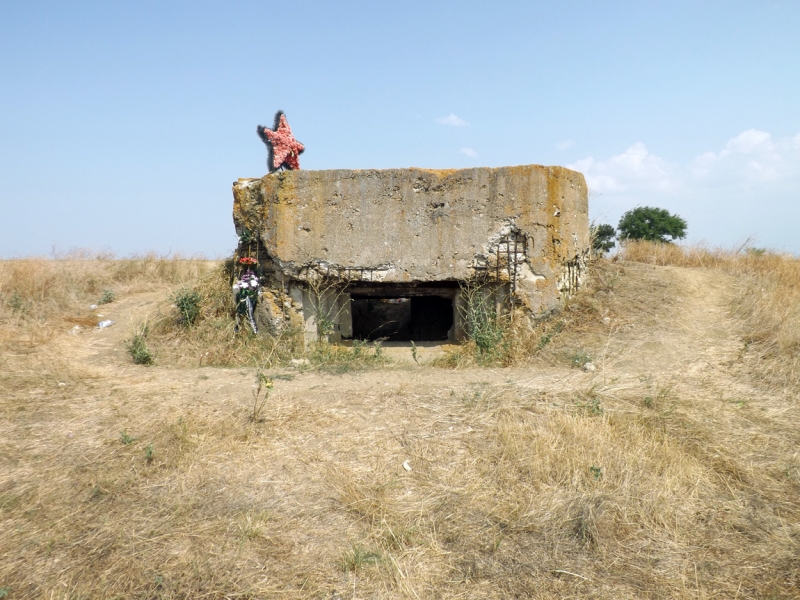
xmin=173 ymin=288 xmax=202 ymax=326
xmin=461 ymin=283 xmax=505 ymax=361
xmin=98 ymin=289 xmax=115 ymax=304
xmin=126 ymin=330 xmax=154 ymax=365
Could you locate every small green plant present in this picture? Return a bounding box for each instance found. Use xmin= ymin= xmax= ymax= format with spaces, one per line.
xmin=575 ymin=386 xmax=604 ymax=416
xmin=586 ymin=398 xmax=604 ymax=415
xmin=410 ymin=340 xmax=420 ymax=365
xmin=0 ymin=587 xmax=10 ymax=598
xmin=120 ymin=430 xmax=137 ymax=445
xmin=8 ymin=292 xmax=28 ymax=314
xmin=251 ymin=370 xmax=274 ymax=422
xmin=590 ymin=465 xmax=603 ymax=480
xmin=173 ymin=288 xmax=202 ymax=326
xmin=569 ymin=349 xmax=592 ymax=369
xmin=338 ymin=544 xmax=383 ymax=572
xmin=461 ymin=282 xmax=505 ymax=362
xmin=144 ymin=443 xmax=154 ymax=462
xmin=98 ymin=289 xmax=115 ymax=304
xmin=317 ymin=316 xmax=335 ymax=337
xmin=126 ymin=327 xmax=154 ymax=365
xmin=382 ymin=524 xmax=419 ymax=549
xmin=307 ymin=340 xmax=388 ymax=373
xmin=643 ymin=383 xmax=673 ymax=409
xmin=305 ymin=276 xmax=349 ymax=341
xmin=538 ymin=333 xmax=552 ymax=349
xmin=462 ymin=382 xmax=492 ymax=409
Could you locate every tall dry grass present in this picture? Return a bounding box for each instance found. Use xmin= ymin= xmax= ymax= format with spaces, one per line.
xmin=620 ymin=239 xmax=800 ymax=386
xmin=141 ymin=263 xmax=388 ymax=371
xmin=0 ymin=253 xmax=217 ymax=347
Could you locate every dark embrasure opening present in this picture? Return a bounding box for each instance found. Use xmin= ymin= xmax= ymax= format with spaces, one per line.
xmin=351 ymin=296 xmax=454 ymax=342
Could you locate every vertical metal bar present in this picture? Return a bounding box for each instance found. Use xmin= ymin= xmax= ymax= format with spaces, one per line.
xmin=512 ymin=236 xmax=518 ymax=296
xmin=506 ymin=236 xmax=512 ymax=289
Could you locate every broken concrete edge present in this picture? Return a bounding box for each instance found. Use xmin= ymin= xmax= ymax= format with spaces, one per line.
xmin=232 ymin=165 xmax=589 ymax=343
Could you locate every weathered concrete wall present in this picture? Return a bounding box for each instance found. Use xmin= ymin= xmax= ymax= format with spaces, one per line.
xmin=233 ymin=165 xmax=589 ymax=319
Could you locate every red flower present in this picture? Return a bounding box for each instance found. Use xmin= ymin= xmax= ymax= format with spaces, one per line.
xmin=238 ymin=257 xmax=257 ymax=265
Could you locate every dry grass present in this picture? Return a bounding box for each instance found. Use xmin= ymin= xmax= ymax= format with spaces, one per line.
xmin=136 ymin=263 xmax=387 ymax=372
xmin=620 ymin=239 xmax=800 ymax=387
xmin=1 ymin=250 xmax=800 ymax=598
xmin=0 ymin=253 xmax=216 ymax=351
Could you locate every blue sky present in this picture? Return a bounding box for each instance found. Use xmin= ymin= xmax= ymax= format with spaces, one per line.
xmin=1 ymin=0 xmax=799 ymax=257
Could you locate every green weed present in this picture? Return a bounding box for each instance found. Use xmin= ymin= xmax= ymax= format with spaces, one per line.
xmin=173 ymin=288 xmax=201 ymax=326
xmin=569 ymin=349 xmax=593 ymax=369
xmin=126 ymin=327 xmax=154 ymax=365
xmin=120 ymin=430 xmax=137 ymax=445
xmin=251 ymin=370 xmax=274 ymax=422
xmin=8 ymin=292 xmax=28 ymax=314
xmin=575 ymin=386 xmax=604 ymax=416
xmin=460 ymin=282 xmax=505 ymax=363
xmin=338 ymin=544 xmax=383 ymax=572
xmin=98 ymin=289 xmax=115 ymax=304
xmin=410 ymin=340 xmax=420 ymax=365
xmin=308 ymin=341 xmax=388 ymax=373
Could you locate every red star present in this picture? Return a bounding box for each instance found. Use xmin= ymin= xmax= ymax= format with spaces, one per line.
xmin=257 ymin=111 xmax=305 ymax=172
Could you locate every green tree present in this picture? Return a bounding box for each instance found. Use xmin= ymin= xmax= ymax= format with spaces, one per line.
xmin=590 ymin=223 xmax=616 ymax=253
xmin=617 ymin=206 xmax=687 ymax=243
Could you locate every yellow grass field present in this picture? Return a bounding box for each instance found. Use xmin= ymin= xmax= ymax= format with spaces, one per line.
xmin=1 ymin=244 xmax=799 ymax=598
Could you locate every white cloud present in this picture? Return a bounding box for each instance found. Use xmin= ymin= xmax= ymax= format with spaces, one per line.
xmin=725 ymin=129 xmax=773 ymax=154
xmin=689 ymin=129 xmax=792 ymax=183
xmin=573 ymin=129 xmax=800 ymax=253
xmin=436 ymin=113 xmax=468 ymax=127
xmin=557 ymin=140 xmax=575 ymax=150
xmin=568 ymin=142 xmax=679 ymax=194
xmin=460 ymin=147 xmax=478 ymax=158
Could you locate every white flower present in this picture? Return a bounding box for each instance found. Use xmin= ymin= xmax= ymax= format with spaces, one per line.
xmin=232 ymin=283 xmax=241 ymax=291
xmin=250 ymin=280 xmax=259 ymax=288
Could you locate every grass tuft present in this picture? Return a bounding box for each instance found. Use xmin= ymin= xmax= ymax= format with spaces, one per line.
xmin=172 ymin=288 xmax=202 ymax=326
xmin=338 ymin=545 xmax=383 ymax=572
xmin=98 ymin=289 xmax=115 ymax=304
xmin=126 ymin=327 xmax=154 ymax=365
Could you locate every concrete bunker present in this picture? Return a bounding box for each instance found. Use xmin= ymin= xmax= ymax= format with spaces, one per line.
xmin=232 ymin=165 xmax=589 ymax=344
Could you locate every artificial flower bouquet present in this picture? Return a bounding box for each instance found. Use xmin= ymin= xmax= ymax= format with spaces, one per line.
xmin=233 ymin=270 xmax=260 ymax=333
